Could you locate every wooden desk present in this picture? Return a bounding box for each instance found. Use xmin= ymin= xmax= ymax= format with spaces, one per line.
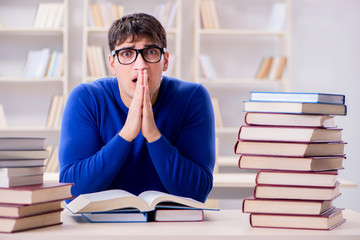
xmin=2 ymin=209 xmax=360 ymax=240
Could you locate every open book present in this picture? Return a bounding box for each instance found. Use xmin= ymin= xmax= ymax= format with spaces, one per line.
xmin=65 ymin=190 xmax=217 ymax=222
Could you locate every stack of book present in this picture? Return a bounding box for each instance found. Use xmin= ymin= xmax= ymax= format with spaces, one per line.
xmin=0 ymin=137 xmax=73 ymax=233
xmin=234 ymin=91 xmax=347 ymax=230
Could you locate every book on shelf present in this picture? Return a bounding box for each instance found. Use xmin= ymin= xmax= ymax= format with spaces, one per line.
xmin=0 ymin=104 xmax=6 ymax=128
xmin=46 ymin=95 xmax=65 ymax=129
xmin=267 ymin=3 xmax=287 ymax=32
xmin=0 ymin=159 xmax=46 ymax=168
xmin=0 ymin=174 xmax=44 ymax=188
xmin=211 ymin=97 xmax=224 ymax=128
xmin=199 ymin=0 xmax=220 ymax=29
xmin=254 ymin=183 xmax=341 ymax=201
xmin=199 ymin=54 xmax=217 ymax=79
xmin=45 ymin=145 xmax=59 ymax=173
xmin=0 ymin=166 xmax=45 ymax=177
xmin=0 ymin=149 xmax=49 ymax=159
xmin=0 ymin=200 xmax=63 ymax=218
xmin=65 ymin=189 xmax=217 ymax=222
xmin=0 ymin=182 xmax=73 ymax=205
xmin=242 ymin=197 xmax=334 ymax=215
xmin=89 ymin=3 xmax=124 ymax=28
xmin=244 ymin=112 xmax=336 ymax=128
xmin=33 ymin=2 xmax=64 ymax=29
xmin=0 ymin=210 xmax=63 ymax=233
xmin=237 ymin=125 xmax=342 ymax=142
xmin=249 ymin=207 xmax=345 ymax=230
xmin=234 ymin=140 xmax=346 ymax=157
xmin=250 ymin=91 xmax=345 ymax=104
xmin=255 ymin=57 xmax=273 ymax=79
xmin=87 ymin=45 xmax=108 ymax=77
xmin=0 ymin=137 xmax=45 ymax=150
xmin=244 ymin=101 xmax=347 ymax=116
xmin=153 ymin=1 xmax=177 ymax=29
xmin=267 ymin=56 xmax=287 ymax=80
xmin=255 ymin=170 xmax=339 ymax=187
xmin=238 ymin=154 xmax=345 ymax=171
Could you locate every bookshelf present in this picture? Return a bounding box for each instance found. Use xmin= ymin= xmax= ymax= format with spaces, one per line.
xmin=82 ymin=0 xmax=182 ymax=83
xmin=0 ymin=0 xmax=68 ymax=145
xmin=194 ymin=0 xmax=292 ymax=157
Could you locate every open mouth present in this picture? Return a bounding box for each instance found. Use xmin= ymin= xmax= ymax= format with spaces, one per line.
xmin=132 ymin=78 xmax=138 ymax=83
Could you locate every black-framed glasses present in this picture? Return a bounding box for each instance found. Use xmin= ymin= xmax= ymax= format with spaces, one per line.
xmin=112 ymin=47 xmax=166 ymax=65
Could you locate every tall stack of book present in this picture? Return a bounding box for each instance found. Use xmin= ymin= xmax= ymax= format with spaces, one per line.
xmin=234 ymin=91 xmax=347 ymax=230
xmin=0 ymin=137 xmax=73 ymax=233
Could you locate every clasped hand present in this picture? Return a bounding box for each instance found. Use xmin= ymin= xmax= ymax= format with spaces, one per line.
xmin=119 ymin=70 xmax=161 ymax=143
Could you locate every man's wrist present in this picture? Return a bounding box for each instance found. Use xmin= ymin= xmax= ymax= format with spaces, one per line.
xmin=146 ymin=132 xmax=161 ymax=143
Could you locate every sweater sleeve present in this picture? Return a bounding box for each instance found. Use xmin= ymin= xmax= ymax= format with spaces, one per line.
xmin=58 ymin=84 xmax=131 ymax=198
xmin=146 ymin=84 xmax=216 ymax=202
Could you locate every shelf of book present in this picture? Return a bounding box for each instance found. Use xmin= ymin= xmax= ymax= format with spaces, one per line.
xmin=82 ymin=0 xmax=182 ymax=83
xmin=199 ymin=29 xmax=288 ymax=37
xmin=0 ymin=0 xmax=68 ymax=145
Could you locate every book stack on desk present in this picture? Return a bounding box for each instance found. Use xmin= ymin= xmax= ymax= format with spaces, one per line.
xmin=0 ymin=137 xmax=73 ymax=233
xmin=234 ymin=91 xmax=347 ymax=230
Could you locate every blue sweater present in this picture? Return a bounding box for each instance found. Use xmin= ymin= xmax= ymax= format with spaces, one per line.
xmin=59 ymin=76 xmax=215 ymax=202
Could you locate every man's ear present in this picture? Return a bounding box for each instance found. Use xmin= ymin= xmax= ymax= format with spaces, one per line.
xmin=162 ymin=51 xmax=170 ymax=72
xmin=109 ymin=54 xmax=116 ymax=75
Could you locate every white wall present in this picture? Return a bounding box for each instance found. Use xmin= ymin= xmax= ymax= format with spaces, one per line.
xmin=66 ymin=0 xmax=360 ymax=210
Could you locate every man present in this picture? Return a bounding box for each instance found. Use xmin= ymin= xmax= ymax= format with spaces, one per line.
xmin=59 ymin=13 xmax=215 ymax=203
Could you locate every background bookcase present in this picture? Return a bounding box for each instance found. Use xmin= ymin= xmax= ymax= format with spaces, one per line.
xmin=0 ymin=0 xmax=68 ymax=145
xmin=82 ymin=0 xmax=182 ymax=83
xmin=193 ymin=0 xmax=292 ymax=163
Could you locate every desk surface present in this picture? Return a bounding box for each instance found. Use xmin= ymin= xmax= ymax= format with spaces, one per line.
xmin=2 ymin=209 xmax=360 ymax=240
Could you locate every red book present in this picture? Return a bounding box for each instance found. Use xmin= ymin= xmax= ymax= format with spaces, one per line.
xmin=242 ymin=197 xmax=335 ymax=215
xmin=0 ymin=182 xmax=73 ymax=204
xmin=253 ymin=182 xmax=341 ymax=201
xmin=255 ymin=170 xmax=339 ymax=187
xmin=234 ymin=140 xmax=346 ymax=157
xmin=249 ymin=207 xmax=346 ymax=230
xmin=237 ymin=125 xmax=342 ymax=142
xmin=237 ymin=154 xmax=345 ymax=171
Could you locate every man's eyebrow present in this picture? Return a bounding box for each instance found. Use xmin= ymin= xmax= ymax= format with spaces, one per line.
xmin=144 ymin=44 xmax=160 ymax=48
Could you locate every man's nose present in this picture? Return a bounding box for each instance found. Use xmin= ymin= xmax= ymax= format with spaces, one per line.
xmin=133 ymin=52 xmax=148 ymax=69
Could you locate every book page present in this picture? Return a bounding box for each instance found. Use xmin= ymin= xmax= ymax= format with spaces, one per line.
xmin=138 ymin=191 xmax=215 ymax=211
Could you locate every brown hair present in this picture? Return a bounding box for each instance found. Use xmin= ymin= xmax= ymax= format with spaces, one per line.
xmin=108 ymin=13 xmax=167 ymax=52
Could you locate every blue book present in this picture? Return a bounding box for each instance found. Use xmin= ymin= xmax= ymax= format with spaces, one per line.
xmin=81 ymin=210 xmax=148 ymax=223
xmin=250 ymin=91 xmax=345 ymax=105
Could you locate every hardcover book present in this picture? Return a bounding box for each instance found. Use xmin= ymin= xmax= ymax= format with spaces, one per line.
xmin=254 ymin=183 xmax=340 ymax=201
xmin=0 ymin=210 xmax=62 ymax=233
xmin=237 ymin=125 xmax=342 ymax=142
xmin=0 ymin=137 xmax=45 ymax=150
xmin=244 ymin=101 xmax=347 ymax=116
xmin=0 ymin=182 xmax=73 ymax=204
xmin=66 ymin=189 xmax=216 ymax=213
xmin=255 ymin=170 xmax=338 ymax=187
xmin=249 ymin=207 xmax=345 ymax=230
xmin=234 ymin=140 xmax=346 ymax=157
xmin=0 ymin=200 xmax=63 ymax=218
xmin=250 ymin=92 xmax=345 ymax=105
xmin=238 ymin=154 xmax=344 ymax=171
xmin=244 ymin=112 xmax=336 ymax=128
xmin=242 ymin=197 xmax=334 ymax=215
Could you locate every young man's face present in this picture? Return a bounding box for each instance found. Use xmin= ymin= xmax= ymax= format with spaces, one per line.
xmin=109 ymin=36 xmax=169 ymax=107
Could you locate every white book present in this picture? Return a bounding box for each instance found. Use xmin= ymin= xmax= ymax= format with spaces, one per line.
xmin=0 ymin=166 xmax=45 ymax=177
xmin=166 ymin=2 xmax=177 ymax=29
xmin=0 ymin=174 xmax=44 ymax=188
xmin=268 ymin=3 xmax=287 ymax=32
xmin=0 ymin=137 xmax=45 ymax=150
xmin=21 ymin=51 xmax=35 ymax=78
xmin=53 ymin=3 xmax=64 ymax=28
xmin=0 ymin=104 xmax=7 ymax=128
xmin=33 ymin=3 xmax=45 ymax=28
xmin=46 ymin=95 xmax=60 ymax=128
xmin=200 ymin=54 xmax=216 ymax=79
xmin=96 ymin=46 xmax=108 ymax=76
xmin=53 ymin=95 xmax=65 ymax=129
xmin=34 ymin=48 xmax=51 ymax=78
